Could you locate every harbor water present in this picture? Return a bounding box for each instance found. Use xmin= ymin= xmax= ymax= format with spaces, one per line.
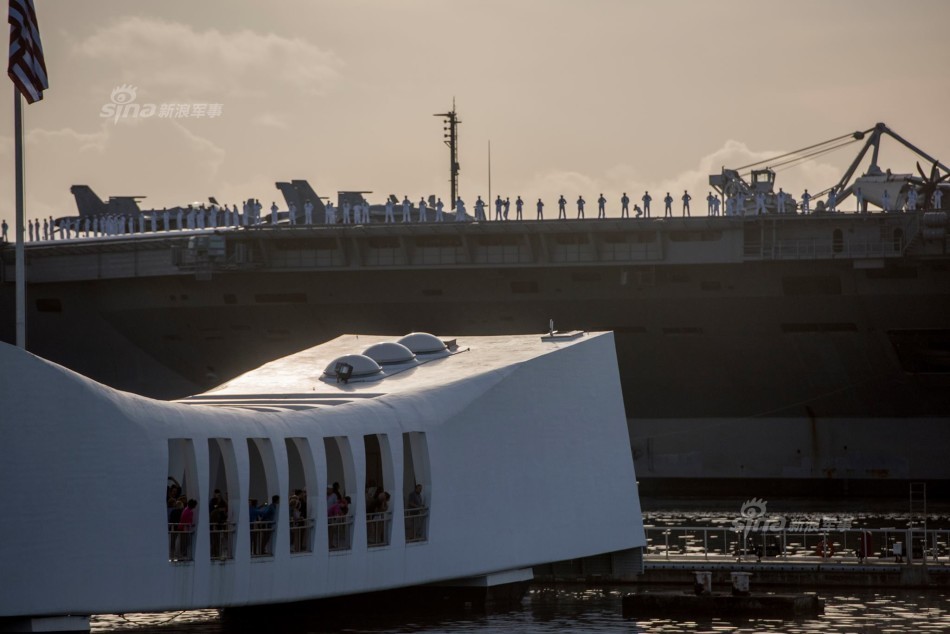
xmin=90 ymin=585 xmax=950 ymax=633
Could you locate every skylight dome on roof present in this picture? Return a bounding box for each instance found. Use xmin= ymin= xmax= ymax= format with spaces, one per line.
xmin=397 ymin=332 xmax=447 ymax=355
xmin=323 ymin=354 xmax=382 ymax=378
xmin=362 ymin=342 xmax=416 ymax=365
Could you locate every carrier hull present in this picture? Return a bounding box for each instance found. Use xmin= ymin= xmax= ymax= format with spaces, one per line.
xmin=3 ymin=215 xmax=949 ymax=495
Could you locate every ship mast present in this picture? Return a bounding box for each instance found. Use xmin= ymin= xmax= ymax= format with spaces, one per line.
xmin=434 ymin=101 xmax=461 ymax=205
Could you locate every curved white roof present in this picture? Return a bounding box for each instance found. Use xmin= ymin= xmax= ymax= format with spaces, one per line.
xmin=397 ymin=332 xmax=446 ymax=354
xmin=362 ymin=342 xmax=416 ymax=365
xmin=323 ymin=354 xmax=382 ymax=378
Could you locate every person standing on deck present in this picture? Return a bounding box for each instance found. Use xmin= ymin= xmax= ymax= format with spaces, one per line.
xmin=642 ymin=191 xmax=652 ymax=218
xmin=494 ymin=195 xmax=504 ymax=221
xmin=881 ymin=189 xmax=890 ymax=212
xmin=754 ymin=191 xmax=766 ymax=215
xmin=933 ymin=188 xmax=944 ymax=210
xmin=621 ymin=192 xmax=630 ymax=218
xmin=536 ymin=198 xmax=544 ymax=220
xmin=270 ymin=202 xmax=279 ymax=225
xmin=682 ymin=190 xmax=691 ymax=217
xmin=474 ymin=196 xmax=486 ymax=221
xmin=402 ymin=196 xmax=412 ymax=223
xmin=418 ymin=197 xmax=428 ymax=222
xmin=906 ymin=188 xmax=917 ymax=212
xmin=706 ymin=192 xmax=715 ymax=216
xmin=558 ymin=195 xmax=567 ymax=219
xmin=854 ymin=187 xmax=864 ymax=213
xmin=304 ymin=199 xmax=314 ymax=225
xmin=435 ymin=198 xmax=444 ymax=222
xmin=597 ymin=193 xmax=606 ymax=219
xmin=800 ymin=190 xmax=811 ymax=214
xmin=504 ymin=197 xmax=511 ymax=220
xmin=515 ymin=196 xmax=523 ymax=220
xmin=455 ymin=197 xmax=466 ymax=221
xmin=663 ymin=192 xmax=673 ymax=218
xmin=576 ymin=195 xmax=586 ymax=219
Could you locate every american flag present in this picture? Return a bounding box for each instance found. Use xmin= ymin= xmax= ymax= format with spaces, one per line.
xmin=8 ymin=0 xmax=47 ymax=103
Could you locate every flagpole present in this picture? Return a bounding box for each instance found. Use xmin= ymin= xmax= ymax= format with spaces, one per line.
xmin=14 ymin=84 xmax=25 ymax=349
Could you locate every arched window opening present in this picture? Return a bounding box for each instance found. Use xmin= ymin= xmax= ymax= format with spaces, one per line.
xmin=208 ymin=438 xmax=239 ymax=561
xmin=286 ymin=438 xmax=316 ymax=554
xmin=365 ymin=434 xmax=394 ymax=547
xmin=403 ymin=432 xmax=431 ymax=543
xmin=248 ymin=438 xmax=279 ymax=557
xmin=832 ymin=228 xmax=844 ymax=254
xmin=325 ymin=437 xmax=355 ymax=551
xmin=167 ymin=439 xmax=198 ymax=562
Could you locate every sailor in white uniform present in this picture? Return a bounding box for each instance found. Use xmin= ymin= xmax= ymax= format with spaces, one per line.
xmin=288 ymin=202 xmax=297 ymax=226
xmin=713 ymin=195 xmax=721 ymax=216
xmin=384 ymin=199 xmax=394 ymax=223
xmin=881 ymin=189 xmax=890 ymax=212
xmin=827 ymin=188 xmax=837 ymax=212
xmin=418 ymin=197 xmax=428 ymax=222
xmin=755 ymin=191 xmax=766 ymax=215
xmin=196 ymin=206 xmax=205 ymax=230
xmin=933 ymin=189 xmax=943 ymax=210
xmin=402 ymin=196 xmax=412 ymax=223
xmin=455 ymin=197 xmax=466 ymax=221
xmin=736 ymin=194 xmax=746 ymax=215
xmin=854 ymin=187 xmax=864 ymax=213
xmin=435 ymin=198 xmax=444 ymax=222
xmin=304 ymin=200 xmax=314 ymax=225
xmin=475 ymin=196 xmax=487 ymax=221
xmin=642 ymin=191 xmax=652 ymax=218
xmin=906 ymin=188 xmax=917 ymax=211
xmin=325 ymin=201 xmax=336 ymax=224
xmin=150 ymin=212 xmax=157 ymax=233
xmin=342 ymin=201 xmax=351 ymax=224
xmin=270 ymin=202 xmax=279 ymax=225
xmin=777 ymin=188 xmax=788 ymax=214
xmin=800 ymin=190 xmax=811 ymax=214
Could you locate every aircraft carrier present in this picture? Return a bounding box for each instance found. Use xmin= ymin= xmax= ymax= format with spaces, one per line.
xmin=2 ymin=123 xmax=949 ymax=498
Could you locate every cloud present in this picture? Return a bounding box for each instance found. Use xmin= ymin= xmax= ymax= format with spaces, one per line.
xmin=252 ymin=113 xmax=290 ymax=130
xmin=0 ymin=120 xmax=228 ymax=222
xmin=76 ymin=17 xmax=343 ymax=99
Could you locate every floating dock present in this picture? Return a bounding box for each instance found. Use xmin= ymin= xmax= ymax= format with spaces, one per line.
xmin=622 ymin=590 xmax=824 ymax=618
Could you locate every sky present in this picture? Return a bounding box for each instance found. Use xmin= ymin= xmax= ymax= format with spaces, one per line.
xmin=3 ymin=0 xmax=950 ymax=223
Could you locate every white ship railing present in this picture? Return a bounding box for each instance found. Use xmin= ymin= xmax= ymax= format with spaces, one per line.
xmin=167 ymin=523 xmax=196 ymax=562
xmin=404 ymin=507 xmax=429 ymax=543
xmin=249 ymin=520 xmax=275 ymax=557
xmin=645 ymin=526 xmax=949 ymax=565
xmin=290 ymin=517 xmax=314 ymax=554
xmin=328 ymin=514 xmax=353 ymax=552
xmin=210 ymin=521 xmax=236 ymax=561
xmin=366 ymin=511 xmax=392 ymax=547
